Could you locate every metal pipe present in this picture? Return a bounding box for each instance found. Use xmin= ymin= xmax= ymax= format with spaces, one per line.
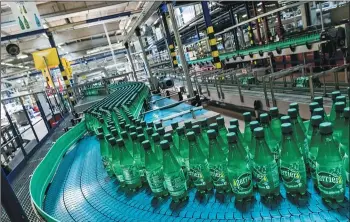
xmin=124 ymin=42 xmax=138 ymax=81
xmin=19 ymin=97 xmax=39 ymax=142
xmin=253 ymin=2 xmax=262 ymax=44
xmin=103 ymin=22 xmax=118 ymax=69
xmin=318 ymin=3 xmax=324 ymax=31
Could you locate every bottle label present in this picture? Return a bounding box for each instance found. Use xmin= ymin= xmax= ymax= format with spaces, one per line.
xmin=230 ymin=172 xmax=253 ymax=194
xmin=253 ymin=162 xmax=279 ymax=191
xmin=122 ymin=165 xmax=140 ymax=184
xmin=308 ymin=157 xmax=317 ymax=180
xmin=316 ymin=166 xmax=345 ymax=195
xmin=164 ymin=171 xmax=187 ymax=196
xmin=189 ymin=161 xmax=210 ymax=187
xmin=146 ymin=167 xmax=165 ymax=193
xmin=210 ymin=164 xmax=228 ymax=187
xmin=280 ymin=161 xmax=306 ymax=189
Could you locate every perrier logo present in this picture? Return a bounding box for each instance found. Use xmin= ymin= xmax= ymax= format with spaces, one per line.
xmin=280 ymin=166 xmax=300 ymax=183
xmin=317 ymin=171 xmax=342 ymax=189
xmin=233 ymin=173 xmax=252 ymax=190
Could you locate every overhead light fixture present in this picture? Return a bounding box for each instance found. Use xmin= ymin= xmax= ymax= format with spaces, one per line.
xmin=258 ymin=8 xmax=262 ymax=12
xmin=18 ymin=65 xmax=24 ymax=68
xmin=257 ymin=2 xmax=262 ymax=6
xmin=43 ymin=24 xmax=48 ymax=29
xmin=242 ymin=14 xmax=247 ymax=18
xmin=153 ymin=18 xmax=160 ymax=26
xmin=17 ymin=54 xmax=28 ymax=59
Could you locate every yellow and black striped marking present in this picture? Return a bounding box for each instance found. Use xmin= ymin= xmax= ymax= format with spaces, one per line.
xmin=207 ymin=26 xmax=221 ymax=69
xmin=169 ymin=44 xmax=178 ymax=68
xmin=247 ymin=25 xmax=254 ymax=46
xmin=61 ymin=70 xmax=76 ymax=106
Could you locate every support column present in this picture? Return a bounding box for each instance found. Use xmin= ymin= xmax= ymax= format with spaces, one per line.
xmin=245 ymin=2 xmax=255 ymax=46
xmin=201 ymin=1 xmax=221 ymax=69
xmin=103 ymin=22 xmax=118 ymax=69
xmin=253 ymin=2 xmax=262 ymax=44
xmin=124 ymin=42 xmax=138 ymax=82
xmin=195 ymin=25 xmax=200 ymax=41
xmin=300 ymin=3 xmax=311 ymax=30
xmin=275 ymin=2 xmax=285 ymax=40
xmin=261 ymin=2 xmax=271 ymax=43
xmin=135 ymin=27 xmax=155 ymax=90
xmin=159 ymin=4 xmax=178 ymax=69
xmin=167 ymin=3 xmax=194 ymax=97
xmin=229 ymin=7 xmax=240 ymax=50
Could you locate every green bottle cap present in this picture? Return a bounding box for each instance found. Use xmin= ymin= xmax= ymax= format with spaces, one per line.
xmin=331 ymin=91 xmax=341 ymax=101
xmin=336 ymin=95 xmax=346 ymax=103
xmin=142 ymin=140 xmax=151 ymax=150
xmin=335 ymin=102 xmax=345 ymax=112
xmin=164 ymin=133 xmax=173 ymax=142
xmin=311 ymin=115 xmax=323 ymax=127
xmin=135 ymin=119 xmax=141 ymax=126
xmin=137 ymin=134 xmax=145 ymax=142
xmin=228 ymin=125 xmax=238 ymax=133
xmin=344 ymin=107 xmax=350 ymax=119
xmin=229 ymin=118 xmax=239 ymax=126
xmin=121 ymin=131 xmax=128 ymax=139
xmin=97 ymin=127 xmax=103 ymax=133
xmin=313 ymin=108 xmax=324 ymax=116
xmin=250 ymin=121 xmax=260 ymax=131
xmin=108 ymin=138 xmax=117 ymax=146
xmin=171 ymin=122 xmax=179 ymax=130
xmin=129 ymin=126 xmax=136 ymax=133
xmin=200 ymin=119 xmax=208 ymax=127
xmin=280 ymin=116 xmax=291 ymax=124
xmin=152 ymin=133 xmax=160 ymax=141
xmin=309 ymin=102 xmax=320 ymax=112
xmin=116 ymin=139 xmax=124 ymax=147
xmin=319 ymin=122 xmax=333 ymax=135
xmin=186 ymin=131 xmax=196 ymax=141
xmin=243 ymin=112 xmax=251 ymax=122
xmin=313 ymin=97 xmax=323 ymax=106
xmin=146 ymin=128 xmax=153 ymax=136
xmin=289 ymin=102 xmax=299 ymax=110
xmin=119 ymin=122 xmax=125 ymax=128
xmin=209 ymin=123 xmax=218 ymax=132
xmin=111 ymin=129 xmax=118 ymax=137
xmin=269 ymin=107 xmax=279 ymax=117
xmin=259 ymin=113 xmax=269 ymax=123
xmin=147 ymin=122 xmax=154 ymax=128
xmin=155 ymin=122 xmax=162 ymax=129
xmin=125 ymin=124 xmax=130 ymax=131
xmin=106 ymin=134 xmax=112 ymax=140
xmin=176 ymin=126 xmax=185 ymax=135
xmin=288 ymin=108 xmax=297 ymax=119
xmin=160 ymin=140 xmax=170 ymax=150
xmin=216 ymin=117 xmax=225 ymax=126
xmin=281 ymin=123 xmax=293 ymax=134
xmin=254 ymin=127 xmax=264 ymax=138
xmin=136 ymin=127 xmax=143 ymax=134
xmin=99 ymin=118 xmax=104 ymax=123
xmin=141 ymin=121 xmax=146 ymax=127
xmin=96 ymin=133 xmax=104 ymax=139
xmin=227 ymin=132 xmax=237 ymax=143
xmin=184 ymin=120 xmax=192 ymax=129
xmin=157 ymin=127 xmax=165 ymax=136
xmin=130 ymin=132 xmax=137 ymax=140
xmin=192 ymin=125 xmax=200 ymax=134
xmin=207 ymin=129 xmax=217 ymax=139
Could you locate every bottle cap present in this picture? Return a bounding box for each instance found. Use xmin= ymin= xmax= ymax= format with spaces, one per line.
xmin=157 ymin=127 xmax=165 ymax=136
xmin=228 ymin=125 xmax=238 ymax=133
xmin=171 ymin=122 xmax=179 ymax=130
xmin=116 ymin=139 xmax=124 ymax=147
xmin=229 ymin=118 xmax=239 ymax=126
xmin=186 ymin=131 xmax=196 ymax=141
xmin=99 ymin=118 xmax=104 ymax=123
xmin=335 ymin=102 xmax=345 ymax=112
xmin=331 ymin=91 xmax=341 ymax=101
xmin=207 ymin=129 xmax=217 ymax=139
xmin=319 ymin=122 xmax=333 ymax=135
xmin=111 ymin=129 xmax=118 ymax=137
xmin=250 ymin=121 xmax=260 ymax=131
xmin=136 ymin=127 xmax=143 ymax=134
xmin=243 ymin=112 xmax=251 ymax=122
xmin=97 ymin=127 xmax=103 ymax=133
xmin=336 ymin=95 xmax=346 ymax=103
xmin=141 ymin=121 xmax=146 ymax=127
xmin=164 ymin=133 xmax=173 ymax=142
xmin=105 ymin=134 xmax=112 ymax=140
xmin=289 ymin=102 xmax=299 ymax=111
xmin=146 ymin=127 xmax=153 ymax=136
xmin=96 ymin=133 xmax=104 ymax=139
xmin=125 ymin=124 xmax=130 ymax=131
xmin=130 ymin=132 xmax=137 ymax=140
xmin=119 ymin=122 xmax=125 ymax=128
xmin=288 ymin=108 xmax=297 ymax=119
xmin=142 ymin=140 xmax=151 ymax=150
xmin=344 ymin=107 xmax=350 ymax=119
xmin=121 ymin=131 xmax=128 ymax=139
xmin=155 ymin=122 xmax=162 ymax=129
xmin=281 ymin=123 xmax=293 ymax=134
xmin=309 ymin=102 xmax=320 ymax=112
xmin=177 ymin=126 xmax=185 ymax=135
xmin=216 ymin=117 xmax=225 ymax=126
xmin=129 ymin=126 xmax=136 ymax=133
xmin=280 ymin=116 xmax=291 ymax=124
xmin=313 ymin=108 xmax=324 ymax=116
xmin=313 ymin=97 xmax=323 ymax=106
xmin=311 ymin=115 xmax=323 ymax=127
xmin=269 ymin=107 xmax=279 ymax=117
xmin=254 ymin=127 xmax=264 ymax=138
xmin=200 ymin=119 xmax=208 ymax=127
xmin=259 ymin=113 xmax=269 ymax=123
xmin=137 ymin=134 xmax=145 ymax=142
xmin=108 ymin=138 xmax=117 ymax=146
xmin=192 ymin=125 xmax=200 ymax=134
xmin=147 ymin=122 xmax=154 ymax=128
xmin=209 ymin=123 xmax=218 ymax=132
xmin=135 ymin=119 xmax=141 ymax=126
xmin=184 ymin=120 xmax=192 ymax=129
xmin=160 ymin=140 xmax=170 ymax=150
xmin=152 ymin=133 xmax=160 ymax=141
xmin=227 ymin=132 xmax=237 ymax=143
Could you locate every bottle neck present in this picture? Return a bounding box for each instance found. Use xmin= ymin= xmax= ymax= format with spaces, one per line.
xmin=281 ymin=133 xmax=302 ymax=158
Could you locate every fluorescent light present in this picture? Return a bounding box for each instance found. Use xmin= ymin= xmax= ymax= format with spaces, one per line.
xmin=17 ymin=54 xmax=28 ymax=59
xmin=18 ymin=65 xmax=24 ymax=68
xmin=257 ymin=2 xmax=262 ymax=6
xmin=258 ymin=8 xmax=262 ymax=12
xmin=43 ymin=24 xmax=48 ymax=29
xmin=153 ymin=18 xmax=160 ymax=26
xmin=242 ymin=14 xmax=247 ymax=18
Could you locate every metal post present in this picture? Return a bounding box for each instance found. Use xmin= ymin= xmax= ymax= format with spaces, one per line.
xmin=219 ymin=74 xmax=225 ymax=99
xmin=34 ymin=93 xmax=50 ymax=131
xmin=275 ymin=2 xmax=284 ymax=40
xmin=19 ymin=97 xmax=39 ymax=143
xmin=103 ymin=22 xmax=118 ymax=69
xmin=195 ymin=25 xmax=201 ymax=40
xmin=309 ymin=66 xmax=315 ymax=100
xmin=214 ymin=76 xmax=221 ymax=99
xmin=322 ymin=71 xmax=327 ymax=96
xmin=135 ymin=27 xmax=155 ymax=90
xmin=269 ymin=76 xmax=277 ymax=107
xmin=318 ymin=2 xmax=324 ymax=31
xmin=167 ymin=3 xmax=194 ymax=97
xmin=235 ymin=73 xmax=244 ymax=103
xmin=261 ymin=2 xmax=271 ymax=43
xmin=124 ymin=42 xmax=138 ymax=82
xmin=245 ymin=2 xmax=255 ymax=46
xmin=253 ymin=2 xmax=262 ymax=44
xmin=229 ymin=7 xmax=240 ymax=50
xmin=263 ymin=77 xmax=270 ymax=107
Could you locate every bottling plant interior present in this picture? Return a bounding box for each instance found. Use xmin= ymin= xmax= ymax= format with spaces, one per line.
xmin=1 ymin=1 xmax=350 ymax=222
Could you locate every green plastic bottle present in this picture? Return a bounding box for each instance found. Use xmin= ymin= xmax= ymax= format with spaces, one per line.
xmin=145 ymin=127 xmax=153 ymax=140
xmin=269 ymin=107 xmax=282 ymax=142
xmin=157 ymin=127 xmax=165 ymax=142
xmin=192 ymin=125 xmax=209 ymax=158
xmin=280 ymin=123 xmax=307 ymax=196
xmin=329 ymin=91 xmax=341 ymax=121
xmin=227 ymin=132 xmax=253 ymax=201
xmin=228 ymin=125 xmax=248 ymax=158
xmin=252 ymin=127 xmax=280 ymax=198
xmin=121 ymin=131 xmax=133 ymax=155
xmin=342 ymin=108 xmax=349 ymax=183
xmin=336 ymin=95 xmax=347 ymax=104
xmin=229 ymin=118 xmax=248 ymax=150
xmin=97 ymin=133 xmax=108 ymax=167
xmin=142 ymin=140 xmax=168 ymax=197
xmin=151 ymin=133 xmax=162 ymax=162
xmin=289 ymin=103 xmax=306 ymax=133
xmin=209 ymin=123 xmax=228 ymax=155
xmin=184 ymin=120 xmax=192 ymax=133
xmin=333 ymin=102 xmax=345 ymax=146
xmin=308 ymin=115 xmax=323 ymax=186
xmin=130 ymin=133 xmax=145 ymax=179
xmin=243 ymin=112 xmax=252 ymax=145
xmin=155 ymin=122 xmax=163 ymax=130
xmin=110 ymin=138 xmax=125 ymax=187
xmin=200 ymin=119 xmax=210 ymax=145
xmin=217 ymin=117 xmax=228 ymax=144
xmin=187 ymin=131 xmax=213 ymax=193
xmin=280 ymin=116 xmax=291 ymax=124
xmin=119 ymin=139 xmax=142 ymax=190
xmin=259 ymin=113 xmax=280 ymax=164
xmin=316 ymin=122 xmax=346 ymax=203
xmin=161 ymin=140 xmax=188 ymax=202
xmin=288 ymin=108 xmax=308 ymax=164
xmin=171 ymin=122 xmax=179 ymax=148
xmin=164 ymin=133 xmax=186 ymax=171
xmin=136 ymin=127 xmax=143 ymax=135
xmin=249 ymin=121 xmax=260 ymax=159
xmin=207 ymin=129 xmax=229 ymax=193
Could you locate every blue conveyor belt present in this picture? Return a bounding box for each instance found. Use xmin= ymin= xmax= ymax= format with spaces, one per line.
xmin=43 ymin=136 xmax=349 ymax=221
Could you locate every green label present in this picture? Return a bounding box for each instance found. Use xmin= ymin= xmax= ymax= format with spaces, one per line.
xmin=122 ymin=165 xmax=140 ymax=184
xmin=189 ymin=161 xmax=209 ymax=187
xmin=316 ymin=166 xmax=345 ymax=195
xmin=280 ymin=161 xmax=305 ymax=189
xmin=253 ymin=162 xmax=279 ymax=191
xmin=146 ymin=167 xmax=165 ymax=193
xmin=230 ymin=172 xmax=253 ymax=194
xmin=164 ymin=171 xmax=187 ymax=196
xmin=210 ymin=164 xmax=228 ymax=187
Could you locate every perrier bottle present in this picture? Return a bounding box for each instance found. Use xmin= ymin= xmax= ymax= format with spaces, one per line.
xmin=280 ymin=123 xmax=307 ymax=196
xmin=316 ymin=122 xmax=346 ymax=203
xmin=243 ymin=112 xmax=252 ymax=145
xmin=253 ymin=127 xmax=280 ymax=198
xmin=341 ymin=108 xmax=349 ymax=183
xmin=308 ymin=115 xmax=323 ymax=187
xmin=187 ymin=131 xmax=213 ymax=193
xmin=269 ymin=107 xmax=282 ymax=142
xmin=109 ymin=138 xmax=125 ymax=187
xmin=161 ymin=140 xmax=188 ymax=202
xmin=227 ymin=132 xmax=253 ymax=201
xmin=259 ymin=113 xmax=280 ymax=165
xmin=288 ymin=108 xmax=308 ymax=164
